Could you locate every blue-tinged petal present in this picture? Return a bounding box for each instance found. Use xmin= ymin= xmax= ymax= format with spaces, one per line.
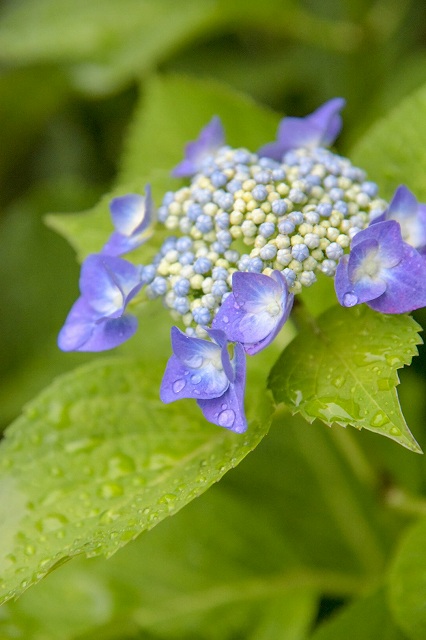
xmin=172 ymin=116 xmax=225 ymax=178
xmin=309 ymin=97 xmax=345 ymax=146
xmin=335 ymin=255 xmax=359 ymax=307
xmin=346 ymin=238 xmax=387 ymax=303
xmin=160 ymin=352 xmax=229 ymax=403
xmin=162 ymin=327 xmax=230 ymax=400
xmin=367 ymin=244 xmax=426 ymax=314
xmin=350 ymin=220 xmax=404 ymax=267
xmin=197 ymin=343 xmax=247 ymax=433
xmin=110 ymin=189 xmax=153 ymax=236
xmin=102 ymin=187 xmax=154 ymax=256
xmin=58 ymin=297 xmax=138 ymax=352
xmin=80 ymin=254 xmax=143 ymax=316
xmin=376 ymin=185 xmax=426 ymax=252
xmin=258 ymin=98 xmax=345 ymax=160
xmin=212 ymin=271 xmax=293 ymax=354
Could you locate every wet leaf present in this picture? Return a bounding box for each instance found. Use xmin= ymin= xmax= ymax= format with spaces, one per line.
xmin=268 ymin=305 xmax=422 ymax=452
xmin=0 ymin=356 xmax=272 ymax=605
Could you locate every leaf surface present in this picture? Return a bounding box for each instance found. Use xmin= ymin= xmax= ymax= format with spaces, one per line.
xmin=268 ymin=305 xmax=422 ymax=452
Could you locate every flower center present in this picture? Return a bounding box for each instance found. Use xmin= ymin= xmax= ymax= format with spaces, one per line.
xmin=266 ymin=300 xmax=281 ymax=317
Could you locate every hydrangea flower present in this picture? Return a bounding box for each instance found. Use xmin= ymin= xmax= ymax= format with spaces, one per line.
xmin=101 ymin=186 xmax=154 ymax=256
xmin=212 ymin=271 xmax=294 ymax=354
xmin=171 ymin=116 xmax=225 ymax=178
xmin=160 ymin=327 xmax=247 ymax=432
xmin=258 ymin=97 xmax=345 ymax=161
xmin=335 ymin=220 xmax=426 ymax=313
xmin=58 ymin=254 xmax=143 ymax=351
xmin=371 ymin=184 xmax=426 ymax=254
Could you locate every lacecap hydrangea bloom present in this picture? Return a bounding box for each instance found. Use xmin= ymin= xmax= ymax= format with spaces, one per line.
xmin=59 ymin=99 xmax=426 ymax=432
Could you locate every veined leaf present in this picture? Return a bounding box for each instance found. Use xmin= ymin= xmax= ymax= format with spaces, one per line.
xmin=0 ymin=356 xmax=272 ymax=605
xmin=268 ymin=305 xmax=422 ymax=452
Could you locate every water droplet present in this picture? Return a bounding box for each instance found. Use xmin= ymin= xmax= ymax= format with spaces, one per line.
xmin=217 ymin=409 xmax=235 ymax=428
xmin=25 ymin=545 xmax=35 ymax=556
xmin=390 ymin=426 xmax=401 ymax=436
xmin=386 ymin=354 xmax=402 ymax=367
xmin=36 ymin=513 xmax=69 ymax=533
xmin=99 ymin=483 xmax=123 ymax=499
xmin=173 ymin=379 xmax=186 ymax=393
xmin=221 ymin=403 xmax=227 ymax=410
xmin=343 ymin=292 xmax=358 ymax=307
xmin=222 ymin=315 xmax=229 ymax=324
xmin=107 ymin=453 xmax=135 ymax=479
xmin=370 ymin=411 xmax=389 ymax=428
xmin=190 ymin=374 xmax=201 ymax=384
xmin=332 ymin=376 xmax=345 ymax=389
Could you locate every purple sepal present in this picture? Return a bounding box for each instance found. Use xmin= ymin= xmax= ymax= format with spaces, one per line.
xmin=160 ymin=327 xmax=230 ymax=402
xmin=335 ymin=220 xmax=426 ymax=313
xmin=197 ymin=343 xmax=247 ymax=433
xmin=58 ymin=298 xmax=138 ymax=352
xmin=371 ymin=185 xmax=426 ymax=254
xmin=171 ymin=116 xmax=225 ymax=178
xmin=258 ymin=98 xmax=345 ymax=161
xmin=212 ymin=270 xmax=294 ymax=354
xmin=58 ymin=254 xmax=143 ymax=352
xmin=160 ymin=327 xmax=248 ymax=433
xmin=102 ymin=186 xmax=154 ymax=256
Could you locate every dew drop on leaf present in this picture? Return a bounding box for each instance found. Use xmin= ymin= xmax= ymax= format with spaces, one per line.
xmin=370 ymin=411 xmax=390 ymax=428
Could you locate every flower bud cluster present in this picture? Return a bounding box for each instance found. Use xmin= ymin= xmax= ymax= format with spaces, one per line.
xmin=144 ymin=145 xmax=387 ymax=334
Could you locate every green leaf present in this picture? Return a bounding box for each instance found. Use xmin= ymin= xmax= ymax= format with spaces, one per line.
xmin=388 ymin=516 xmax=426 ymax=640
xmin=46 ymin=74 xmax=279 ymax=261
xmin=350 ymin=82 xmax=426 ymax=199
xmin=0 ymin=355 xmax=272 ymax=606
xmin=268 ymin=305 xmax=422 ymax=452
xmin=0 ymin=487 xmax=317 ymax=640
xmin=310 ymin=588 xmax=407 ymax=640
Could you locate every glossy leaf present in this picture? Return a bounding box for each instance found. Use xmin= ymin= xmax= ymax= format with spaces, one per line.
xmin=0 ymin=486 xmax=317 ymax=640
xmin=388 ymin=516 xmax=426 ymax=640
xmin=0 ymin=356 xmax=272 ymax=606
xmin=268 ymin=305 xmax=422 ymax=452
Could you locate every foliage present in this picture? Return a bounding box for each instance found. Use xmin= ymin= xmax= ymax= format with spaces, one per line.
xmin=2 ymin=1 xmax=426 ymax=638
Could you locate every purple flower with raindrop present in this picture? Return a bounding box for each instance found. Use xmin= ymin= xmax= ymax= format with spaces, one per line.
xmin=258 ymin=97 xmax=345 ymax=161
xmin=370 ymin=184 xmax=426 ymax=254
xmin=160 ymin=327 xmax=247 ymax=433
xmin=212 ymin=270 xmax=294 ymax=354
xmin=172 ymin=116 xmax=225 ymax=178
xmin=101 ymin=185 xmax=154 ymax=256
xmin=335 ymin=220 xmax=426 ymax=313
xmin=58 ymin=254 xmax=143 ymax=351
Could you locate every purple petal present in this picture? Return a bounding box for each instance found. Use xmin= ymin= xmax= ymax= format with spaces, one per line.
xmin=110 ymin=189 xmax=153 ymax=236
xmin=172 ymin=116 xmax=225 ymax=178
xmin=380 ymin=185 xmax=426 ymax=251
xmin=212 ymin=271 xmax=293 ymax=354
xmin=350 ymin=220 xmax=404 ymax=267
xmin=335 ymin=255 xmax=357 ymax=307
xmin=161 ymin=327 xmax=230 ymax=401
xmin=101 ymin=231 xmax=150 ymax=257
xmin=309 ymin=97 xmax=345 ymax=146
xmin=258 ymin=98 xmax=345 ymax=159
xmin=367 ymin=243 xmax=426 ymax=313
xmin=160 ymin=353 xmax=229 ymax=403
xmin=346 ymin=238 xmax=387 ymax=303
xmin=58 ymin=297 xmax=137 ymax=352
xmin=197 ymin=343 xmax=247 ymax=433
xmin=80 ymin=254 xmax=143 ymax=316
